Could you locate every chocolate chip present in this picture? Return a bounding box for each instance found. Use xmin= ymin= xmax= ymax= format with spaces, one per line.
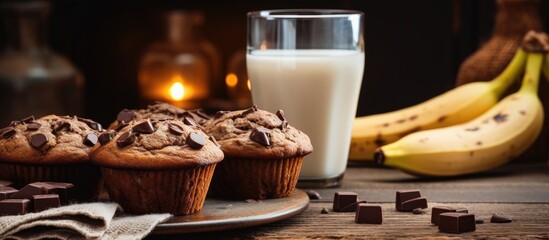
xmin=132 ymin=119 xmax=155 ymax=134
xmin=183 ymin=117 xmax=198 ymax=127
xmin=9 ymin=121 xmax=21 ymax=127
xmin=413 ymin=208 xmax=426 ymax=214
xmin=250 ymin=127 xmax=270 ymax=147
xmin=186 ymin=132 xmax=206 ymax=149
xmin=209 ymin=135 xmax=220 ymax=148
xmin=117 ymin=109 xmax=136 ymax=123
xmin=21 ymin=116 xmax=35 ymax=123
xmin=194 ymin=109 xmax=212 ymax=119
xmin=98 ymin=130 xmax=116 ymax=145
xmin=241 ymin=105 xmax=258 ymax=117
xmin=30 ymin=133 xmax=48 ymax=149
xmin=77 ymin=117 xmax=102 ymax=131
xmin=83 ymin=133 xmax=98 ymax=147
xmin=168 ymin=123 xmax=185 ymax=135
xmin=114 ymin=121 xmax=128 ymax=132
xmin=491 ymin=213 xmax=512 ymax=223
xmin=116 ymin=131 xmax=136 ymax=148
xmin=1 ymin=128 xmax=16 ymax=139
xmin=215 ymin=111 xmax=229 ymax=118
xmin=279 ymin=120 xmax=288 ymax=131
xmin=276 ymin=109 xmax=286 ymax=121
xmin=26 ymin=123 xmax=41 ymax=131
xmin=493 ymin=113 xmax=508 ymax=123
xmin=306 ymin=190 xmax=321 ymax=200
xmin=321 ymin=208 xmax=329 ymax=214
xmin=54 ymin=122 xmax=71 ymax=133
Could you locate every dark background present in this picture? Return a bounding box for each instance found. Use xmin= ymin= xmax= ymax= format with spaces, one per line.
xmin=3 ymin=0 xmax=549 ymax=126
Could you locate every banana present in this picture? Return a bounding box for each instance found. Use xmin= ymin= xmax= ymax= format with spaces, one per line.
xmin=374 ymin=52 xmax=545 ymax=177
xmin=349 ymin=49 xmax=527 ymax=161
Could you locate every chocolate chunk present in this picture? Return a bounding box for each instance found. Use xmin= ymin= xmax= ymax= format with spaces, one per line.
xmin=30 ymin=133 xmax=48 ymax=149
xmin=117 ymin=109 xmax=136 ymax=123
xmin=117 ymin=131 xmax=136 ymax=148
xmin=306 ymin=190 xmax=321 ymax=200
xmin=0 ymin=180 xmax=13 ymax=187
xmin=491 ymin=213 xmax=512 ymax=223
xmin=83 ymin=133 xmax=98 ymax=147
xmin=9 ymin=120 xmax=21 ymax=127
xmin=276 ymin=109 xmax=286 ymax=121
xmin=475 ymin=219 xmax=484 ymax=224
xmin=194 ymin=109 xmax=212 ymax=119
xmin=40 ymin=182 xmax=74 ymax=204
xmin=215 ymin=111 xmax=229 ymax=118
xmin=98 ymin=130 xmax=116 ymax=145
xmin=209 ymin=135 xmax=220 ymax=148
xmin=132 ymin=119 xmax=155 ymax=134
xmin=438 ymin=212 xmax=476 ymax=233
xmin=54 ymin=121 xmax=71 ymax=133
xmin=340 ymin=200 xmax=368 ymax=212
xmin=333 ymin=192 xmax=358 ymax=212
xmin=250 ymin=127 xmax=270 ymax=147
xmin=355 ymin=203 xmax=383 ymax=224
xmin=1 ymin=128 xmax=16 ymax=139
xmin=114 ymin=121 xmax=128 ymax=132
xmin=401 ymin=197 xmax=428 ymax=211
xmin=321 ymin=208 xmax=329 ymax=214
xmin=396 ymin=190 xmax=421 ymax=211
xmin=0 ymin=199 xmax=31 ymax=216
xmin=26 ymin=122 xmax=41 ymax=131
xmin=431 ymin=206 xmax=456 ymax=225
xmin=33 ymin=194 xmax=61 ymax=212
xmin=0 ymin=187 xmax=18 ymax=200
xmin=413 ymin=208 xmax=426 ymax=214
xmin=279 ymin=120 xmax=288 ymax=131
xmin=21 ymin=115 xmax=35 ymax=123
xmin=241 ymin=105 xmax=258 ymax=117
xmin=9 ymin=183 xmax=48 ymax=199
xmin=183 ymin=117 xmax=198 ymax=127
xmin=186 ymin=132 xmax=206 ymax=149
xmin=77 ymin=117 xmax=103 ymax=131
xmin=168 ymin=123 xmax=185 ymax=135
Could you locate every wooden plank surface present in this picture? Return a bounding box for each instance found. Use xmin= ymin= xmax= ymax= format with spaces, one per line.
xmin=147 ymin=163 xmax=549 ymax=239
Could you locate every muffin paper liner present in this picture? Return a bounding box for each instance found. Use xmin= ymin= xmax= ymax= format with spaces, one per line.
xmin=101 ymin=163 xmax=216 ymax=215
xmin=208 ymin=156 xmax=303 ymax=199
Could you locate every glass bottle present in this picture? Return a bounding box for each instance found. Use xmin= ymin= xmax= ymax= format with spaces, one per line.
xmin=138 ymin=10 xmax=220 ymax=109
xmin=0 ymin=0 xmax=84 ymax=126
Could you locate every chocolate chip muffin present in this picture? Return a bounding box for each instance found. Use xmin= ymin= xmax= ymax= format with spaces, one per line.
xmin=203 ymin=106 xmax=313 ymax=199
xmin=0 ymin=115 xmax=103 ymax=202
xmin=109 ymin=102 xmax=211 ymax=130
xmin=91 ymin=118 xmax=223 ymax=215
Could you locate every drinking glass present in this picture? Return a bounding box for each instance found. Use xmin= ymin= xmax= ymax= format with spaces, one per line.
xmin=247 ymin=9 xmax=364 ymax=187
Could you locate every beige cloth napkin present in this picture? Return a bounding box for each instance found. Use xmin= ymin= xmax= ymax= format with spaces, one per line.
xmin=0 ymin=202 xmax=172 ymax=240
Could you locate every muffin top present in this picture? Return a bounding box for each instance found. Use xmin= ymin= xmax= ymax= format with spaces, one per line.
xmin=108 ymin=102 xmax=212 ymax=130
xmin=0 ymin=115 xmax=103 ymax=164
xmin=92 ymin=118 xmax=223 ymax=169
xmin=203 ymin=106 xmax=313 ymax=159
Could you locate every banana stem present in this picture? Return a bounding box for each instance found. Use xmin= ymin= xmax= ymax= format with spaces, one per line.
xmin=519 ymin=53 xmax=543 ymax=95
xmin=490 ymin=48 xmax=527 ymax=97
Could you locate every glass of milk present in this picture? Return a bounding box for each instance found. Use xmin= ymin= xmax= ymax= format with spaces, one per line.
xmin=247 ymin=10 xmax=364 ymax=187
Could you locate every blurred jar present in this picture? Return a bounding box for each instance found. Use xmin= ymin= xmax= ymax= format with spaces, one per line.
xmin=0 ymin=0 xmax=84 ymax=126
xmin=225 ymin=49 xmax=252 ymax=108
xmin=138 ymin=10 xmax=221 ymax=109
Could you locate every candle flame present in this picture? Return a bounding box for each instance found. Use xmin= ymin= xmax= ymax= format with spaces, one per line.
xmin=226 ymin=73 xmax=238 ymax=87
xmin=170 ymin=82 xmax=185 ymax=101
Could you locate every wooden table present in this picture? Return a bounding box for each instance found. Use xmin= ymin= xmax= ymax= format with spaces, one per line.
xmin=148 ymin=162 xmax=549 ymax=239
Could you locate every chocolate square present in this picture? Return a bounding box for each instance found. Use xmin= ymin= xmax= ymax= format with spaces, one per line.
xmin=40 ymin=182 xmax=75 ymax=204
xmin=33 ymin=194 xmax=61 ymax=212
xmin=395 ymin=190 xmax=421 ymax=211
xmin=438 ymin=212 xmax=476 ymax=234
xmin=0 ymin=199 xmax=31 ymax=216
xmin=0 ymin=187 xmax=18 ymax=201
xmin=9 ymin=183 xmax=48 ymax=199
xmin=355 ymin=203 xmax=382 ymax=224
xmin=333 ymin=192 xmax=358 ymax=212
xmin=401 ymin=197 xmax=428 ymax=211
xmin=431 ymin=206 xmax=456 ymax=225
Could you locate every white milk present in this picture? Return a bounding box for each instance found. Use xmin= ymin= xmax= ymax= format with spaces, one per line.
xmin=247 ymin=49 xmax=364 ymax=179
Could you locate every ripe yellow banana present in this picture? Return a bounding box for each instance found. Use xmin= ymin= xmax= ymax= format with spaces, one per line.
xmin=374 ymin=52 xmax=545 ymax=177
xmin=349 ymin=49 xmax=527 ymax=161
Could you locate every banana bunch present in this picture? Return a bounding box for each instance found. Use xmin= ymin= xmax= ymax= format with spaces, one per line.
xmin=374 ymin=51 xmax=546 ymax=177
xmin=349 ymin=48 xmax=527 ymax=161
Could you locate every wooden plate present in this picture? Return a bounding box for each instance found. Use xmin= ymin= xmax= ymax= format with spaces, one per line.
xmin=152 ymin=189 xmax=309 ymax=234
